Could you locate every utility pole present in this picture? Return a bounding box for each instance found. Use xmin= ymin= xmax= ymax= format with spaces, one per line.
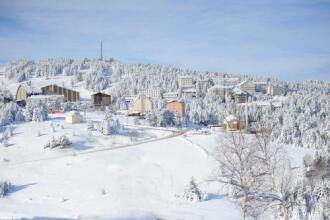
xmin=100 ymin=41 xmax=103 ymax=60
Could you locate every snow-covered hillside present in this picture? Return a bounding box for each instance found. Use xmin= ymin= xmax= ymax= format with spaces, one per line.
xmin=0 ymin=58 xmax=329 ymax=219
xmin=0 ymin=112 xmax=241 ymax=219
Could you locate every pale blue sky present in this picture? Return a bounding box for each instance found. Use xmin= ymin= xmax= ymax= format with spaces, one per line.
xmin=0 ymin=0 xmax=329 ymax=80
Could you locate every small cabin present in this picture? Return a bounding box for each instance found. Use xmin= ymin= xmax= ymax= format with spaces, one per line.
xmin=223 ymin=115 xmax=240 ymax=131
xmin=165 ymin=100 xmax=185 ymax=117
xmin=91 ymin=92 xmax=111 ymax=109
xmin=65 ymin=111 xmax=83 ymax=124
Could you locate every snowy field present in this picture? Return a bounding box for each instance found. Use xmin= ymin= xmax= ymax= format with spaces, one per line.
xmin=0 ymin=112 xmax=244 ymax=219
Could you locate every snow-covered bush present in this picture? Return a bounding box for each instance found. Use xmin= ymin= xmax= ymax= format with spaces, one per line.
xmin=146 ymin=112 xmax=158 ymax=127
xmin=0 ymin=102 xmax=24 ymax=127
xmin=180 ymin=177 xmax=203 ymax=202
xmin=24 ymin=101 xmax=48 ymax=122
xmin=43 ymin=135 xmax=72 ymax=149
xmin=0 ymin=85 xmax=13 ymax=103
xmin=98 ymin=111 xmax=121 ymax=135
xmin=0 ymin=181 xmax=11 ymax=197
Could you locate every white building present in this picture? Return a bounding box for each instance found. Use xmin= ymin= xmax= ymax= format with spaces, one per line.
xmin=163 ymin=91 xmax=178 ymax=100
xmin=207 ymin=85 xmax=232 ymax=98
xmin=267 ymin=85 xmax=286 ymax=96
xmin=139 ymin=88 xmax=162 ymax=99
xmin=181 ymin=88 xmax=197 ymax=98
xmin=178 ymin=75 xmax=194 ymax=88
xmin=254 ymin=82 xmax=267 ymax=93
xmin=212 ymin=77 xmax=240 ymax=87
xmin=237 ymin=80 xmax=255 ymax=94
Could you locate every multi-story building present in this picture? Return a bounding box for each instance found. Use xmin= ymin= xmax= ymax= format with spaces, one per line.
xmin=232 ymin=87 xmax=248 ymax=103
xmin=267 ymin=85 xmax=286 ymax=96
xmin=139 ymin=88 xmax=162 ymax=99
xmin=130 ymin=95 xmax=153 ymax=115
xmin=163 ymin=91 xmax=178 ymax=100
xmin=254 ymin=82 xmax=268 ymax=93
xmin=181 ymin=88 xmax=197 ymax=98
xmin=212 ymin=77 xmax=240 ymax=87
xmin=207 ymin=85 xmax=232 ymax=98
xmin=237 ymin=80 xmax=255 ymax=95
xmin=177 ymin=75 xmax=194 ymax=88
xmin=165 ymin=101 xmax=185 ymax=117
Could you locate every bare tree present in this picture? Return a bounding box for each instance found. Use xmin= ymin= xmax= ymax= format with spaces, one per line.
xmin=213 ymin=131 xmax=266 ymax=219
xmin=254 ymin=125 xmax=300 ymax=220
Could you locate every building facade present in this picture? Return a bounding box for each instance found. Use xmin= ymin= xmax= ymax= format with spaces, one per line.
xmin=165 ymin=101 xmax=185 ymax=117
xmin=212 ymin=77 xmax=240 ymax=87
xmin=163 ymin=91 xmax=178 ymax=100
xmin=223 ymin=115 xmax=240 ymax=131
xmin=237 ymin=80 xmax=255 ymax=94
xmin=139 ymin=89 xmax=162 ymax=99
xmin=91 ymin=92 xmax=111 ymax=108
xmin=177 ymin=76 xmax=194 ymax=88
xmin=16 ymin=84 xmax=42 ymax=102
xmin=267 ymin=85 xmax=286 ymax=96
xmin=207 ymin=85 xmax=232 ymax=98
xmin=130 ymin=95 xmax=153 ymax=115
xmin=41 ymin=84 xmax=80 ymax=102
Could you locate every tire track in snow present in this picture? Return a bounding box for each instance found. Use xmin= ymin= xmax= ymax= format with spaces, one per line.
xmin=180 ymin=135 xmax=210 ymax=157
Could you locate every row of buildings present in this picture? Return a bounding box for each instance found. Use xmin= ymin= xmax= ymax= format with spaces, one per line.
xmin=121 ymin=75 xmax=286 ymax=119
xmin=15 ymin=83 xmax=111 ymax=109
xmin=127 ymin=95 xmax=185 ymax=117
xmin=130 ymin=76 xmax=286 ymax=105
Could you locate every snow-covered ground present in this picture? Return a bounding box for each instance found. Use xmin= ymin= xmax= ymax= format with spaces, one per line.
xmin=0 ymin=109 xmax=313 ymax=219
xmin=0 ymin=112 xmax=243 ymax=219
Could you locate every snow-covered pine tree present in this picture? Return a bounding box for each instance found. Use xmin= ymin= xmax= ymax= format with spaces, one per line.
xmin=182 ymin=177 xmax=203 ymax=202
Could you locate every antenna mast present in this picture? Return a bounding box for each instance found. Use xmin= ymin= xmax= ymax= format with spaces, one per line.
xmin=100 ymin=41 xmax=103 ymax=60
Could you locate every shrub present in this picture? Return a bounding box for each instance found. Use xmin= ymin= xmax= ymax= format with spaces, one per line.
xmin=44 ymin=135 xmax=72 ymax=149
xmin=0 ymin=181 xmax=11 ymax=197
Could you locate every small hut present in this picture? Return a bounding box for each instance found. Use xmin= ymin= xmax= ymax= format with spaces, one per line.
xmin=91 ymin=92 xmax=111 ymax=109
xmin=223 ymin=115 xmax=240 ymax=131
xmin=65 ymin=111 xmax=83 ymax=124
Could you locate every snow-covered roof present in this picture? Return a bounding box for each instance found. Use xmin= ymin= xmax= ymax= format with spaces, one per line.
xmin=19 ymin=83 xmax=42 ymax=94
xmin=236 ymin=80 xmax=249 ymax=87
xmin=91 ymin=91 xmax=111 ymax=96
xmin=237 ymin=100 xmax=283 ymax=108
xmin=224 ymin=115 xmax=238 ymax=122
xmin=28 ymin=94 xmax=64 ymax=99
xmin=182 ymin=88 xmax=196 ymax=93
xmin=232 ymin=87 xmax=247 ymax=95
xmin=163 ymin=91 xmax=178 ymax=95
xmin=67 ymin=111 xmax=81 ymax=116
xmin=253 ymin=81 xmax=267 ymax=85
xmin=178 ymin=75 xmax=193 ymax=79
xmin=209 ymin=85 xmax=233 ymax=90
xmin=166 ymin=100 xmax=184 ymax=104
